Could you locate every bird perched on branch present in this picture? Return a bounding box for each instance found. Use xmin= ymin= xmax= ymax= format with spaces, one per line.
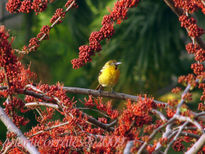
xmin=96 ymin=60 xmax=121 ymax=92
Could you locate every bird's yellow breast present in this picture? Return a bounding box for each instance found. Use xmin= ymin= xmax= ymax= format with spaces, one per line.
xmin=98 ymin=65 xmax=120 ymax=87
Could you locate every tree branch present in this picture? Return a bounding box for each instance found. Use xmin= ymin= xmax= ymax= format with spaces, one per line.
xmin=164 ymin=121 xmax=188 ymax=154
xmin=0 ymin=106 xmax=39 ymax=154
xmin=185 ymin=133 xmax=205 ymax=154
xmin=138 ymin=117 xmax=175 ymax=154
xmin=123 ymin=141 xmax=134 ymax=154
xmin=63 ymin=87 xmax=167 ymax=105
xmin=0 ymin=86 xmax=168 ymax=105
xmin=152 ymin=109 xmax=167 ymax=121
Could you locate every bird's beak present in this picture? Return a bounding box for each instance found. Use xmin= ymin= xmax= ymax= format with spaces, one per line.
xmin=115 ymin=62 xmax=122 ymax=65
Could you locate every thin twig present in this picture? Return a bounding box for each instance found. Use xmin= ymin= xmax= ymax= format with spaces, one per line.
xmin=77 ymin=107 xmax=110 ymax=118
xmin=138 ymin=117 xmax=175 ymax=154
xmin=174 ymin=114 xmax=203 ymax=132
xmin=35 ymin=108 xmax=43 ymax=119
xmin=123 ymin=141 xmax=134 ymax=154
xmin=152 ymin=109 xmax=167 ymax=121
xmin=154 ymin=123 xmax=173 ymax=152
xmin=185 ymin=133 xmax=205 ymax=154
xmin=24 ymin=84 xmax=43 ymax=93
xmin=2 ymin=142 xmax=13 ymax=154
xmin=29 ymin=121 xmax=70 ymax=138
xmin=25 ymin=102 xmax=59 ymax=109
xmin=164 ymin=121 xmax=188 ymax=154
xmin=176 ymin=82 xmax=193 ymax=115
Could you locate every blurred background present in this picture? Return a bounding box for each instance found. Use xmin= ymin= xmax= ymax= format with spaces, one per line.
xmin=0 ymin=0 xmax=205 ymax=147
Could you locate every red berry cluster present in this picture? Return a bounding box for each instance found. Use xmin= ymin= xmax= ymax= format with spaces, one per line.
xmin=50 ymin=8 xmax=66 ymax=24
xmin=171 ymin=87 xmax=182 ymax=93
xmin=179 ymin=15 xmax=204 ymax=38
xmin=0 ymin=26 xmax=35 ymax=94
xmin=178 ymin=74 xmax=196 ymax=86
xmin=20 ymin=0 xmax=77 ymax=53
xmin=82 ymin=96 xmax=119 ymax=119
xmin=191 ymin=63 xmax=204 ymax=75
xmin=186 ymin=43 xmax=205 ymax=62
xmin=39 ymin=25 xmax=50 ymax=38
xmin=172 ymin=138 xmax=185 ymax=152
xmin=198 ymin=102 xmax=205 ymax=111
xmin=6 ymin=0 xmax=50 ymax=14
xmin=115 ymin=97 xmax=156 ymax=137
xmin=71 ymin=0 xmax=140 ymax=69
xmin=173 ymin=0 xmax=205 ymax=14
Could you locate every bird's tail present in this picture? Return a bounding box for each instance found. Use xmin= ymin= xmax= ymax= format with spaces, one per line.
xmin=96 ymin=84 xmax=104 ymax=91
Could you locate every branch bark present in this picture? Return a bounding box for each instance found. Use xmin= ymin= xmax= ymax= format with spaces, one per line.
xmin=0 ymin=86 xmax=167 ymax=106
xmin=185 ymin=133 xmax=205 ymax=154
xmin=25 ymin=102 xmax=59 ymax=109
xmin=63 ymin=86 xmax=167 ymax=105
xmin=0 ymin=106 xmax=39 ymax=154
xmin=123 ymin=141 xmax=134 ymax=154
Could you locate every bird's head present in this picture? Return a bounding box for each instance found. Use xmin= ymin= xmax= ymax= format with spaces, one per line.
xmin=104 ymin=60 xmax=122 ymax=68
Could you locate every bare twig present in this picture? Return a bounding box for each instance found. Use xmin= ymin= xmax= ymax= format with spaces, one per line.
xmin=81 ymin=112 xmax=115 ymax=131
xmin=29 ymin=121 xmax=70 ymax=138
xmin=174 ymin=114 xmax=203 ymax=132
xmin=164 ymin=121 xmax=188 ymax=154
xmin=185 ymin=133 xmax=205 ymax=154
xmin=154 ymin=123 xmax=173 ymax=152
xmin=176 ymin=82 xmax=193 ymax=115
xmin=2 ymin=142 xmax=13 ymax=154
xmin=35 ymin=108 xmax=43 ymax=119
xmin=152 ymin=109 xmax=167 ymax=121
xmin=77 ymin=107 xmax=110 ymax=118
xmin=0 ymin=106 xmax=39 ymax=154
xmin=24 ymin=84 xmax=43 ymax=93
xmin=25 ymin=102 xmax=59 ymax=109
xmin=138 ymin=117 xmax=175 ymax=154
xmin=123 ymin=141 xmax=134 ymax=154
xmin=168 ymin=129 xmax=200 ymax=145
xmin=181 ymin=132 xmax=200 ymax=139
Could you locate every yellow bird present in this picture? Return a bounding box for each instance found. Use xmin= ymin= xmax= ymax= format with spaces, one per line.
xmin=96 ymin=60 xmax=121 ymax=91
